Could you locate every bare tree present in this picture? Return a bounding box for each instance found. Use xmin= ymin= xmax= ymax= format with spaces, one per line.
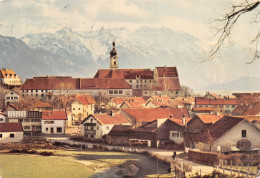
xmin=209 ymin=0 xmax=260 ymax=63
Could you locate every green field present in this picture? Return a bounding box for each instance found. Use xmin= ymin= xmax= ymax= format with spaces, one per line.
xmin=0 ymin=149 xmax=168 ymax=178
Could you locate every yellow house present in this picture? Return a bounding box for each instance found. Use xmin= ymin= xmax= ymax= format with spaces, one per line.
xmin=71 ymin=94 xmax=95 ymax=125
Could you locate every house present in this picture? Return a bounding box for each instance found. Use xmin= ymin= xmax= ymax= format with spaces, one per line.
xmin=0 ymin=68 xmax=22 ymax=87
xmin=195 ymin=97 xmax=241 ymax=114
xmin=0 ymin=112 xmax=7 ymax=122
xmin=4 ymin=90 xmax=20 ymax=106
xmin=8 ymin=111 xmax=42 ymax=135
xmin=106 ymin=97 xmax=146 ymax=108
xmin=125 ymin=117 xmax=190 ymax=149
xmin=71 ymin=94 xmax=96 ymax=125
xmin=0 ymin=122 xmax=23 ymax=143
xmin=32 ymin=100 xmax=54 ymax=111
xmin=106 ymin=125 xmax=133 ymax=145
xmin=81 ymin=113 xmax=131 ymax=140
xmin=145 ymin=100 xmax=177 ymax=108
xmin=122 ymin=107 xmax=189 ymax=127
xmin=187 ymin=114 xmax=223 ymax=139
xmin=194 ymin=116 xmax=260 ymax=152
xmin=42 ymin=111 xmax=67 ymax=134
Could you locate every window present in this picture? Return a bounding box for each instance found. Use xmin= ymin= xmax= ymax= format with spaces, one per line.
xmin=140 ymin=80 xmax=142 ymax=83
xmin=6 ymin=97 xmax=10 ymax=99
xmin=78 ymin=108 xmax=81 ymax=110
xmin=73 ymin=108 xmax=75 ymax=110
xmin=91 ymin=135 xmax=94 ymax=138
xmin=106 ymin=126 xmax=109 ymax=130
xmin=36 ymin=126 xmax=41 ymax=130
xmin=0 ymin=134 xmax=2 ymax=138
xmin=36 ymin=90 xmax=38 ymax=93
xmin=24 ymin=126 xmax=30 ymax=130
xmin=114 ymin=90 xmax=118 ymax=94
xmin=57 ymin=127 xmax=62 ymax=133
xmin=136 ymin=80 xmax=139 ymax=83
xmin=109 ymin=90 xmax=113 ymax=94
xmin=136 ymin=85 xmax=139 ymax=88
xmin=172 ymin=131 xmax=181 ymax=137
xmin=0 ymin=118 xmax=3 ymax=122
xmin=242 ymin=130 xmax=247 ymax=138
xmin=25 ymin=119 xmax=30 ymax=122
xmin=232 ymin=105 xmax=235 ymax=108
xmin=31 ymin=90 xmax=33 ymax=92
xmin=10 ymin=134 xmax=14 ymax=138
xmin=129 ymin=80 xmax=132 ymax=83
xmin=14 ymin=97 xmax=18 ymax=99
xmin=46 ymin=128 xmax=48 ymax=131
xmin=119 ymin=90 xmax=123 ymax=94
xmin=44 ymin=121 xmax=54 ymax=124
xmin=97 ymin=126 xmax=99 ymax=130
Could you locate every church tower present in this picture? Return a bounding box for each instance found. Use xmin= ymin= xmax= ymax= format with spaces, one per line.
xmin=110 ymin=41 xmax=118 ymax=69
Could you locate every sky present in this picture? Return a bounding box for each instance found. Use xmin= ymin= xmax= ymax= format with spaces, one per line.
xmin=0 ymin=0 xmax=257 ymax=41
xmin=0 ymin=0 xmax=259 ymax=89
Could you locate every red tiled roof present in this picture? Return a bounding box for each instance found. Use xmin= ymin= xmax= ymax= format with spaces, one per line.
xmin=0 ymin=123 xmax=23 ymax=132
xmin=194 ymin=116 xmax=244 ymax=143
xmin=20 ymin=76 xmax=79 ymax=90
xmin=121 ymin=100 xmax=145 ymax=109
xmin=149 ymin=95 xmax=171 ymax=102
xmin=195 ymin=97 xmax=241 ymax=105
xmin=42 ymin=111 xmax=67 ymax=120
xmin=80 ymin=78 xmax=131 ymax=89
xmin=32 ymin=101 xmax=53 ymax=108
xmin=155 ymin=67 xmax=178 ymax=77
xmin=94 ymin=69 xmax=154 ymax=79
xmin=21 ymin=77 xmax=131 ymax=90
xmin=123 ymin=107 xmax=189 ymax=123
xmin=91 ymin=113 xmax=130 ymax=125
xmin=242 ymin=102 xmax=260 ymax=116
xmin=151 ymin=78 xmax=180 ymax=91
xmin=192 ymin=107 xmax=214 ymax=112
xmin=196 ymin=114 xmax=223 ymax=124
xmin=0 ymin=69 xmax=20 ymax=79
xmin=111 ymin=97 xmax=146 ymax=105
xmin=75 ymin=94 xmax=96 ymax=105
xmin=231 ymin=105 xmax=251 ymax=116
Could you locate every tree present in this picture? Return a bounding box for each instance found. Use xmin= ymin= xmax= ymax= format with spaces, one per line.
xmin=209 ymin=0 xmax=260 ymax=63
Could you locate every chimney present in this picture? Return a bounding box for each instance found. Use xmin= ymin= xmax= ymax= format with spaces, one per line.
xmin=169 ymin=115 xmax=173 ymax=119
xmin=182 ymin=114 xmax=186 ymax=126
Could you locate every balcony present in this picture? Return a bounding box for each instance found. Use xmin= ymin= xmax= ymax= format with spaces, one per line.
xmin=84 ymin=130 xmax=96 ymax=134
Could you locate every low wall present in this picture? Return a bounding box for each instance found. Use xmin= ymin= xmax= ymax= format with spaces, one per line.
xmin=188 ymin=150 xmax=219 ymax=165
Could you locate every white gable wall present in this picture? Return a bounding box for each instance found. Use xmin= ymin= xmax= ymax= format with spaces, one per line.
xmin=211 ymin=120 xmax=260 ymax=152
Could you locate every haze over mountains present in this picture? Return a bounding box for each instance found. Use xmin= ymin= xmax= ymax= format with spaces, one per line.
xmin=0 ymin=26 xmax=259 ymax=91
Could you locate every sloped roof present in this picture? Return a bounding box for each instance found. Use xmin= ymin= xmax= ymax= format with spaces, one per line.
xmin=108 ymin=125 xmax=133 ymax=136
xmin=111 ymin=97 xmax=146 ymax=105
xmin=231 ymin=104 xmax=251 ymax=116
xmin=123 ymin=107 xmax=189 ymax=123
xmin=151 ymin=78 xmax=180 ymax=91
xmin=0 ymin=68 xmax=20 ymax=79
xmin=196 ymin=114 xmax=223 ymax=124
xmin=86 ymin=113 xmax=130 ymax=125
xmin=0 ymin=122 xmax=23 ymax=132
xmin=242 ymin=102 xmax=260 ymax=116
xmin=192 ymin=107 xmax=214 ymax=112
xmin=149 ymin=95 xmax=171 ymax=102
xmin=155 ymin=67 xmax=178 ymax=77
xmin=194 ymin=116 xmax=244 ymax=143
xmin=20 ymin=76 xmax=79 ymax=90
xmin=121 ymin=100 xmax=145 ymax=109
xmin=32 ymin=100 xmax=53 ymax=108
xmin=94 ymin=69 xmax=153 ymax=79
xmin=75 ymin=94 xmax=96 ymax=105
xmin=42 ymin=111 xmax=67 ymax=120
xmin=80 ymin=78 xmax=131 ymax=89
xmin=195 ymin=97 xmax=241 ymax=105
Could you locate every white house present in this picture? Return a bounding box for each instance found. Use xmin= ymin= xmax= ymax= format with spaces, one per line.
xmin=42 ymin=111 xmax=67 ymax=134
xmin=0 ymin=112 xmax=7 ymax=123
xmin=4 ymin=90 xmax=20 ymax=106
xmin=195 ymin=116 xmax=260 ymax=152
xmin=81 ymin=113 xmax=131 ymax=140
xmin=0 ymin=123 xmax=23 ymax=143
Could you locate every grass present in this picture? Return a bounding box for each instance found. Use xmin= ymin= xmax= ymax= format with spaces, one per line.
xmin=0 ymin=154 xmax=95 ymax=178
xmin=0 ymin=149 xmax=168 ymax=178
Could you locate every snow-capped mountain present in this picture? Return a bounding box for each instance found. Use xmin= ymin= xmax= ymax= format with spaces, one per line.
xmin=0 ymin=26 xmax=259 ymax=90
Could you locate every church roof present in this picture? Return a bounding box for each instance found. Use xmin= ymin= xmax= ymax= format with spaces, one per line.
xmin=94 ymin=69 xmax=154 ymax=79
